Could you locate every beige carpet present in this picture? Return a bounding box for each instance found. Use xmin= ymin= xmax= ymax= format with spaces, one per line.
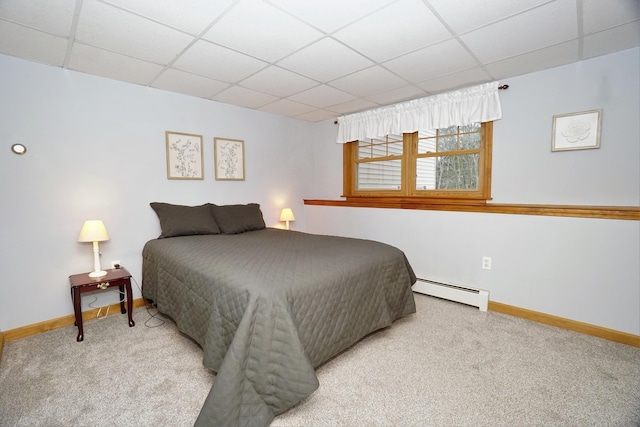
xmin=1 ymin=294 xmax=639 ymax=426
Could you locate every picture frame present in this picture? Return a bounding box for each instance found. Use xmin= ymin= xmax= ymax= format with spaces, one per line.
xmin=165 ymin=131 xmax=204 ymax=180
xmin=551 ymin=109 xmax=602 ymax=152
xmin=214 ymin=137 xmax=245 ymax=181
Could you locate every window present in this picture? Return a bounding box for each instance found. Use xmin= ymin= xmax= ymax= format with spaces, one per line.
xmin=343 ymin=121 xmax=493 ymax=201
xmin=354 ymin=134 xmax=404 ymax=190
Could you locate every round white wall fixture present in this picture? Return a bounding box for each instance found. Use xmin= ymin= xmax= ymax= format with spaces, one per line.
xmin=11 ymin=143 xmax=27 ymax=155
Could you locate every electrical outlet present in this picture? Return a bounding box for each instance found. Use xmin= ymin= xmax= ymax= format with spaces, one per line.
xmin=111 ymin=260 xmax=121 ymax=269
xmin=482 ymin=256 xmax=492 ymax=270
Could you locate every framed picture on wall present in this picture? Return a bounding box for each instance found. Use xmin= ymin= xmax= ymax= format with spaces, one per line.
xmin=214 ymin=137 xmax=245 ymax=181
xmin=552 ymin=110 xmax=602 ymax=152
xmin=165 ymin=131 xmax=204 ymax=179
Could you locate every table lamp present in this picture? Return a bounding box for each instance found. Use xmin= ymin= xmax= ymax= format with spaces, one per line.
xmin=78 ymin=220 xmax=110 ymax=278
xmin=279 ymin=208 xmax=295 ymax=230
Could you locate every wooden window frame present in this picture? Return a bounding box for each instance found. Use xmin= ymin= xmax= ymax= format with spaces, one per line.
xmin=343 ymin=122 xmax=493 ymax=204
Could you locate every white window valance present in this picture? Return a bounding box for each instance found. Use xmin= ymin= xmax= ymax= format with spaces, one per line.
xmin=336 ymin=82 xmax=503 ymax=143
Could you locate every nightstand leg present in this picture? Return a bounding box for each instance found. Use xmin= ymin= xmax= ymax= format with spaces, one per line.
xmin=72 ymin=287 xmax=84 ymax=342
xmin=71 ymin=288 xmax=76 ymax=326
xmin=126 ymin=280 xmax=135 ymax=327
xmin=119 ymin=285 xmax=126 ymax=314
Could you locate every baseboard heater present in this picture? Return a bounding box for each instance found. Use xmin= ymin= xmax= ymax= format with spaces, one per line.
xmin=412 ymin=278 xmax=489 ymax=312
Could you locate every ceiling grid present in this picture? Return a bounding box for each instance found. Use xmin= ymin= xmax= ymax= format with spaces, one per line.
xmin=0 ymin=0 xmax=637 ymax=121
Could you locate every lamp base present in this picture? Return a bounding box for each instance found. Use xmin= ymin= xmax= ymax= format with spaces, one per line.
xmin=89 ymin=241 xmax=107 ymax=278
xmin=89 ymin=270 xmax=107 ymax=278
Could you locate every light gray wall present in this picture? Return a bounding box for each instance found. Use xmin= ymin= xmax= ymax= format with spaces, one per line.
xmin=1 ymin=48 xmax=638 ymax=337
xmin=306 ymin=48 xmax=640 ymax=335
xmin=0 ymin=54 xmax=315 ymax=331
xmin=492 ymin=48 xmax=639 ymax=205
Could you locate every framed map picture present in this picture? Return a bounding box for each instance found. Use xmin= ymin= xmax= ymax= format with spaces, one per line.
xmin=214 ymin=137 xmax=245 ymax=181
xmin=165 ymin=131 xmax=204 ymax=179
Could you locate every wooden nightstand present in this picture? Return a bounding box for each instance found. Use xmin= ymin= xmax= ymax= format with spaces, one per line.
xmin=69 ymin=267 xmax=135 ymax=342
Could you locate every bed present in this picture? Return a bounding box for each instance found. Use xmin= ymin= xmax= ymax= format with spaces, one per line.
xmin=142 ymin=202 xmax=417 ymax=426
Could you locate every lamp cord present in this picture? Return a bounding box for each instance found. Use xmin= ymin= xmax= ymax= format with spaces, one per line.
xmin=84 ymin=269 xmax=165 ymax=328
xmin=130 ymin=274 xmax=166 ymax=328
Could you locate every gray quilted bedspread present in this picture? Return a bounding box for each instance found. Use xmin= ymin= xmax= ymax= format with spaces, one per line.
xmin=142 ymin=228 xmax=416 ymax=427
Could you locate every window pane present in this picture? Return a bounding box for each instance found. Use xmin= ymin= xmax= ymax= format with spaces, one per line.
xmin=416 ymin=154 xmax=479 ymax=190
xmin=358 ymin=136 xmax=403 ymax=159
xmin=371 ymin=143 xmax=388 ymax=157
xmin=387 ymin=141 xmax=403 ymax=156
xmin=416 ymin=157 xmax=436 ymax=189
xmin=417 ymin=138 xmax=436 ymax=154
xmin=439 ymin=125 xmax=457 ymax=135
xmin=438 ymin=135 xmax=457 ymax=152
xmin=418 ymin=129 xmax=437 ymax=138
xmin=357 ymin=160 xmax=402 ymax=190
xmin=358 ymin=143 xmax=372 ymax=159
xmin=460 ymin=132 xmax=480 ymax=149
xmin=460 ymin=122 xmax=481 ymax=133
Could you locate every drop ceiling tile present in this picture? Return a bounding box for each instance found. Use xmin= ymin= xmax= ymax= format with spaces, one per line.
xmin=212 ymin=86 xmax=279 ymax=109
xmin=295 ymin=109 xmax=338 ymax=122
xmin=240 ymin=66 xmax=318 ymax=97
xmin=68 ymin=42 xmax=164 ymax=85
xmin=0 ymin=21 xmax=67 ymax=66
xmin=583 ymin=22 xmax=640 ymax=59
xmin=202 ymin=0 xmax=323 ymax=62
xmin=258 ymin=98 xmax=317 ymax=117
xmin=101 ymin=0 xmax=233 ymax=35
xmin=417 ymin=67 xmax=492 ymax=94
xmin=426 ymin=0 xmax=549 ymax=34
xmin=172 ymin=40 xmax=267 ymax=83
xmin=76 ymin=0 xmax=193 ymax=64
xmin=288 ymin=84 xmax=357 ymax=108
xmin=364 ymin=85 xmax=427 ymax=105
xmin=583 ymin=0 xmax=640 ymax=34
xmin=326 ymin=98 xmax=378 ymax=115
xmin=152 ymin=68 xmax=229 ymax=98
xmin=269 ymin=0 xmax=394 ymax=33
xmin=332 ymin=0 xmax=451 ymax=62
xmin=329 ymin=65 xmax=407 ymax=97
xmin=484 ymin=40 xmax=579 ymax=80
xmin=384 ymin=39 xmax=477 ymax=83
xmin=461 ymin=1 xmax=577 ymax=63
xmin=0 ymin=0 xmax=75 ymax=37
xmin=277 ymin=38 xmax=373 ymax=83
xmin=1 ymin=0 xmax=639 ymax=121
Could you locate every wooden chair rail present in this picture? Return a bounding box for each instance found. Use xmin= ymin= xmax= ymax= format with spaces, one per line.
xmin=303 ymin=198 xmax=640 ymax=221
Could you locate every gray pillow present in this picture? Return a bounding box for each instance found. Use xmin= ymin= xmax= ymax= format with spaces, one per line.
xmin=150 ymin=202 xmax=220 ymax=238
xmin=210 ymin=203 xmax=266 ymax=234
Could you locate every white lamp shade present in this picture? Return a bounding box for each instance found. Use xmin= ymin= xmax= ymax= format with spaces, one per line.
xmin=78 ymin=220 xmax=110 ymax=242
xmin=279 ymin=208 xmax=295 ymax=222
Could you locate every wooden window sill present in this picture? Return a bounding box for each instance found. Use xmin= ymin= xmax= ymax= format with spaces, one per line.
xmin=303 ymin=198 xmax=640 ymax=221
